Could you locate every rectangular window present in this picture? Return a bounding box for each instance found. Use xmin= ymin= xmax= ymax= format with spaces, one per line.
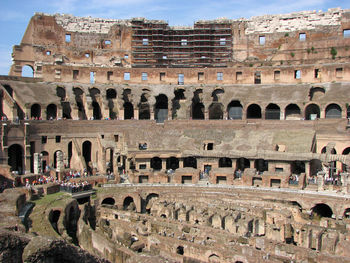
xmin=139 ymin=164 xmax=146 ymax=169
xmin=336 ymin=68 xmax=343 ymax=78
xmin=107 ymin=71 xmax=113 ymax=81
xmin=114 ymin=135 xmax=119 ymax=142
xmin=294 ymin=70 xmax=301 ymax=79
xmin=275 ymin=167 xmax=284 ymax=172
xmin=178 ymin=73 xmax=184 ymax=85
xmin=73 ymin=70 xmax=79 ymax=80
xmin=55 ymin=136 xmax=61 ymax=143
xmin=85 ymin=53 xmax=90 ymax=58
xmin=207 ymin=143 xmax=214 ymax=150
xmin=160 ymin=72 xmax=165 ymax=81
xmin=259 ymin=36 xmax=265 ymax=45
xmin=299 ymin=33 xmax=306 ymax=41
xmin=46 ymin=51 xmax=51 ymax=55
xmin=143 ymin=38 xmax=149 ymax=45
xmin=124 ymin=54 xmax=129 ymax=59
xmin=181 ymin=39 xmax=187 ymax=46
xmin=124 ymin=72 xmax=130 ymax=81
xmin=314 ymin=69 xmax=319 ymax=78
xmin=141 ymin=72 xmax=148 ymax=81
xmin=254 ymin=71 xmax=261 ymax=84
xmin=198 ymin=72 xmax=204 ymax=81
xmin=55 ymin=69 xmax=61 ymax=79
xmin=90 ymin=71 xmax=95 ymax=84
xmin=274 ymin=70 xmax=280 ymax=80
xmin=220 ymin=38 xmax=226 ymax=45
xmin=65 ymin=34 xmax=71 ymax=43
xmin=236 ymin=71 xmax=242 ymax=80
xmin=104 ymin=40 xmax=111 ymax=45
xmin=41 ymin=136 xmax=47 ymax=144
xmin=217 ymin=72 xmax=223 ymax=81
xmin=344 ymin=29 xmax=350 ymax=38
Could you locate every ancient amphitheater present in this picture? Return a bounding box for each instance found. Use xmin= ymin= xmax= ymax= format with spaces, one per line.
xmin=1 ymin=7 xmax=350 ymax=263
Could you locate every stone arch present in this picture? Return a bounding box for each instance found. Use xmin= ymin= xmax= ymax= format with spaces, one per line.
xmin=265 ymin=103 xmax=280 ymax=120
xmin=285 ymin=104 xmax=301 ymax=120
xmin=123 ymin=196 xmax=136 ymax=211
xmin=325 ymin=103 xmax=342 ymax=119
xmin=82 ymin=140 xmax=92 ymax=172
xmin=31 ymin=103 xmax=41 ymax=118
xmin=211 ymin=88 xmax=224 ymax=102
xmin=209 ymin=103 xmax=223 ymax=119
xmin=321 ymin=146 xmax=336 ymax=154
xmin=106 ymin=88 xmax=116 ymax=99
xmin=172 ymin=89 xmax=185 ymax=119
xmin=219 ymin=157 xmax=232 ymax=168
xmin=227 ymin=100 xmax=243 ymax=120
xmin=208 ymin=254 xmax=221 ymax=263
xmin=209 ymin=214 xmax=222 ymax=229
xmin=311 ymin=203 xmax=333 ymax=218
xmin=343 ymin=208 xmax=350 ymax=218
xmin=124 ymin=102 xmax=134 ymax=119
xmin=236 ymin=157 xmax=250 ymax=171
xmin=8 ymin=144 xmax=24 ymax=174
xmin=46 ymin=104 xmax=57 ymax=120
xmin=56 ymin=86 xmax=66 ymax=101
xmin=106 ymin=88 xmax=117 ymax=119
xmin=255 ymin=159 xmax=268 ymax=173
xmin=89 ymin=87 xmax=100 ymax=97
xmin=166 ymin=157 xmax=179 ymax=170
xmin=22 ymin=65 xmax=34 ymax=77
xmin=139 ymin=93 xmax=150 ymax=120
xmin=305 ymin=103 xmax=320 ymax=120
xmin=291 ymin=161 xmax=305 ymax=175
xmin=41 ymin=151 xmax=49 ymax=172
xmin=73 ymin=87 xmax=86 ymax=120
xmin=151 ymin=157 xmax=162 ymax=170
xmin=309 ymin=86 xmax=325 ymax=101
xmin=155 ymin=94 xmax=168 ymax=123
xmin=192 ymin=89 xmax=204 ymax=119
xmin=342 ymin=147 xmax=350 ymax=171
xmin=101 ymin=197 xmax=115 ymax=206
xmin=92 ymin=101 xmax=102 ymax=120
xmin=176 ymin=245 xmax=184 ymax=255
xmin=143 ymin=193 xmax=159 ymax=214
xmin=183 ymin=157 xmax=197 ymax=168
xmin=246 ymin=104 xmax=262 ymax=119
xmin=347 ymin=105 xmax=350 ymax=118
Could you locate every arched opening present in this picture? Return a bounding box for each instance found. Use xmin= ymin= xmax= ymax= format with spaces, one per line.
xmin=176 ymin=246 xmax=184 ymax=255
xmin=144 ymin=193 xmax=159 ymax=213
xmin=139 ymin=103 xmax=150 ymax=120
xmin=155 ymin=94 xmax=168 ymax=123
xmin=311 ymin=203 xmax=333 ymax=218
xmin=183 ymin=157 xmax=197 ymax=169
xmin=82 ymin=141 xmax=92 ymax=172
xmin=172 ymin=89 xmax=185 ymax=119
xmin=46 ymin=104 xmax=57 ymax=120
xmin=209 ymin=103 xmax=223 ymax=119
xmin=41 ymin=151 xmax=49 ymax=172
xmin=106 ymin=89 xmax=117 ymax=119
xmin=101 ymin=197 xmax=115 ymax=206
xmin=247 ymin=104 xmax=262 ymax=119
xmin=151 ymin=157 xmax=162 ymax=170
xmin=106 ymin=89 xmax=116 ymax=99
xmin=309 ymin=87 xmax=325 ymax=101
xmin=325 ymin=104 xmax=342 ymax=119
xmin=67 ymin=206 xmax=79 ymax=245
xmin=321 ymin=146 xmax=336 ymax=154
xmin=208 ymin=254 xmax=220 ymax=263
xmin=92 ymin=101 xmax=102 ymax=120
xmin=236 ymin=158 xmax=250 ymax=172
xmin=53 ymin=150 xmax=63 ymax=169
xmin=192 ymin=102 xmax=204 ymax=119
xmin=255 ymin=159 xmax=268 ymax=173
xmin=49 ymin=210 xmax=61 ymax=234
xmin=265 ymin=103 xmax=280 ymax=120
xmin=22 ymin=65 xmax=34 ymax=77
xmin=68 ymin=142 xmax=72 ymax=168
xmin=342 ymin=147 xmax=350 ymax=172
xmin=124 ymin=102 xmax=134 ymax=119
xmin=31 ymin=104 xmax=41 ymax=119
xmin=285 ymin=104 xmax=301 ymax=120
xmin=343 ymin=208 xmax=350 ymax=218
xmin=3 ymin=84 xmax=13 ymax=97
xmin=73 ymin=87 xmax=87 ymax=120
xmin=123 ymin=196 xmax=136 ymax=211
xmin=291 ymin=161 xmax=305 ymax=175
xmin=305 ymin=104 xmax=320 ymax=120
xmin=56 ymin=87 xmax=66 ymax=101
xmin=106 ymin=148 xmax=114 ymax=174
xmin=62 ymin=102 xmax=72 ymax=119
xmin=227 ymin=100 xmax=242 ymax=120
xmin=219 ymin=157 xmax=232 ymax=168
xmin=8 ymin=144 xmax=23 ymax=174
xmin=166 ymin=157 xmax=179 ymax=170
xmin=347 ymin=105 xmax=350 ymax=118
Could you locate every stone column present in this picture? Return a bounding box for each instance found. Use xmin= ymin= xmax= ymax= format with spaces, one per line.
xmin=317 ymin=173 xmax=324 ymax=191
xmin=134 ymin=108 xmax=139 ymax=120
xmin=305 ymin=161 xmax=310 ymax=178
xmin=34 ymin=153 xmax=41 ymax=174
xmin=56 ymin=151 xmax=64 ymax=172
xmin=179 ymin=159 xmax=184 ymax=168
xmin=162 ymin=159 xmax=166 ymax=170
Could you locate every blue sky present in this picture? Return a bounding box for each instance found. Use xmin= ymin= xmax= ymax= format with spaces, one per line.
xmin=0 ymin=0 xmax=349 ymax=75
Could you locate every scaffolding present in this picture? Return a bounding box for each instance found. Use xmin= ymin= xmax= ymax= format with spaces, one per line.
xmin=131 ymin=19 xmax=233 ymax=68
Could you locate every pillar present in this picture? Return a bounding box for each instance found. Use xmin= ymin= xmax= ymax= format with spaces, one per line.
xmin=134 ymin=109 xmax=139 ymax=120
xmin=179 ymin=159 xmax=184 ymax=168
xmin=34 ymin=153 xmax=41 ymax=174
xmin=162 ymin=159 xmax=166 ymax=170
xmin=305 ymin=161 xmax=310 ymax=178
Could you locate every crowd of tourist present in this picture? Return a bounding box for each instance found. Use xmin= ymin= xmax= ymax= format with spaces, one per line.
xmin=59 ymin=181 xmax=92 ymax=193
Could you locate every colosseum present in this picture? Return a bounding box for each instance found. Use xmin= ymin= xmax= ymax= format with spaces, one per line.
xmin=1 ymin=7 xmax=350 ymax=263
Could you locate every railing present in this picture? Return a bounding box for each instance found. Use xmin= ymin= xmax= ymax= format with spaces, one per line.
xmin=60 ymin=184 xmax=92 ymax=193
